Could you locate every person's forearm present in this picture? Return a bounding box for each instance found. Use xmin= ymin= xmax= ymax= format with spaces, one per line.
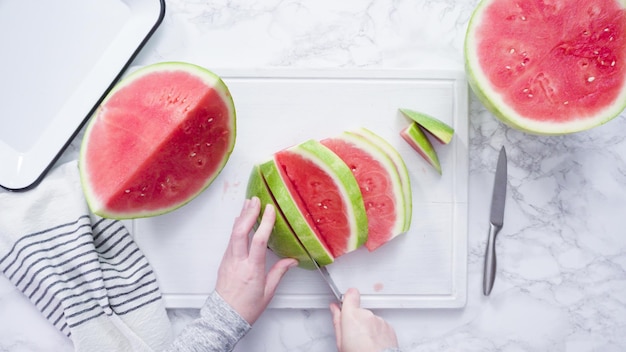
xmin=166 ymin=291 xmax=251 ymax=352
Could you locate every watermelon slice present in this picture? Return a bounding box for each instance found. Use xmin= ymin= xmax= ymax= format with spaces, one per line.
xmin=245 ymin=165 xmax=315 ymax=269
xmin=274 ymin=140 xmax=368 ymax=258
xmin=260 ymin=158 xmax=335 ymax=267
xmin=321 ymin=131 xmax=407 ymax=251
xmin=352 ymin=127 xmax=412 ymax=233
xmin=79 ymin=62 xmax=236 ymax=219
xmin=465 ymin=0 xmax=626 ymax=134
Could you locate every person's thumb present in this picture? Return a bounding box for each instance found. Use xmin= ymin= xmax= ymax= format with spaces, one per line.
xmin=342 ymin=287 xmax=361 ymax=310
xmin=265 ymin=258 xmax=298 ymax=297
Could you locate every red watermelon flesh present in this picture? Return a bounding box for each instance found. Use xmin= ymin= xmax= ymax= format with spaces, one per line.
xmin=321 ymin=132 xmax=406 ymax=251
xmin=466 ymin=0 xmax=626 ymax=134
xmin=80 ymin=62 xmax=236 ymax=218
xmin=275 ymin=142 xmax=366 ymax=258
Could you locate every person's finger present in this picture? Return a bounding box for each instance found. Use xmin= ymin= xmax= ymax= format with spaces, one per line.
xmin=249 ymin=203 xmax=276 ymax=264
xmin=329 ymin=302 xmax=342 ymax=350
xmin=341 ymin=287 xmax=361 ymax=311
xmin=264 ymin=258 xmax=297 ymax=298
xmin=230 ymin=198 xmax=260 ymax=259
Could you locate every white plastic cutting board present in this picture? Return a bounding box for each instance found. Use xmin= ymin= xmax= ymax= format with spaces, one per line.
xmin=132 ymin=69 xmax=468 ymax=309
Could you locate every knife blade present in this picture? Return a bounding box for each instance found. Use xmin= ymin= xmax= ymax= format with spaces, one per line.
xmin=301 ymin=246 xmax=343 ymax=304
xmin=483 ymin=146 xmax=507 ymax=296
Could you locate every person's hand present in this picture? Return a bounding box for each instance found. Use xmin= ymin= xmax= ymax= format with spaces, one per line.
xmin=215 ymin=197 xmax=298 ymax=325
xmin=330 ymin=288 xmax=399 ymax=352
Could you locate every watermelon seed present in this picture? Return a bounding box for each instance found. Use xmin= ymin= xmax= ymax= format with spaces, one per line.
xmin=206 ymin=143 xmax=212 ymax=147
xmin=520 ymin=15 xmax=526 ymax=21
xmin=505 ymin=65 xmax=511 ymax=70
xmin=509 ymin=48 xmax=515 ymax=54
xmin=563 ymin=101 xmax=569 ymax=105
xmin=125 ymin=189 xmax=131 ymax=194
xmin=207 ymin=117 xmax=214 ymax=123
xmin=587 ymin=76 xmax=595 ymax=82
xmin=190 ymin=152 xmax=197 ymax=157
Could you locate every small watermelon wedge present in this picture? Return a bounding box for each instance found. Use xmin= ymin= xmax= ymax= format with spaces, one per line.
xmin=465 ymin=0 xmax=626 ymax=134
xmin=245 ymin=165 xmax=315 ymax=269
xmin=399 ymin=108 xmax=454 ymax=144
xmin=321 ymin=131 xmax=407 ymax=251
xmin=401 ymin=122 xmax=442 ymax=174
xmin=80 ymin=62 xmax=236 ymax=219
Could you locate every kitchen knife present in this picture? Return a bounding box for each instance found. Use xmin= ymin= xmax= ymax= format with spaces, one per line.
xmin=301 ymin=246 xmax=343 ymax=304
xmin=483 ymin=146 xmax=507 ymax=296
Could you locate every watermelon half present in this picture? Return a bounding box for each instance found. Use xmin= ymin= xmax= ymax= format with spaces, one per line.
xmin=79 ymin=62 xmax=236 ymax=219
xmin=465 ymin=0 xmax=626 ymax=134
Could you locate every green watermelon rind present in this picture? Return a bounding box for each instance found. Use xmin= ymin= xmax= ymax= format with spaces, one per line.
xmin=464 ymin=0 xmax=626 ymax=135
xmin=352 ymin=127 xmax=412 ymax=232
xmin=260 ymin=157 xmax=335 ymax=267
xmin=79 ymin=61 xmax=236 ymax=219
xmin=335 ymin=131 xmax=408 ymax=248
xmin=245 ymin=165 xmax=315 ymax=270
xmin=291 ymin=140 xmax=368 ymax=253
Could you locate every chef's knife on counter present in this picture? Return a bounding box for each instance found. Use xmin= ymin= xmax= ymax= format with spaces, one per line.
xmin=301 ymin=246 xmax=343 ymax=304
xmin=483 ymin=146 xmax=507 ymax=296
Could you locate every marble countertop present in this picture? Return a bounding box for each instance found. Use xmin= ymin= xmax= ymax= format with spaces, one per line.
xmin=2 ymin=0 xmax=626 ymax=351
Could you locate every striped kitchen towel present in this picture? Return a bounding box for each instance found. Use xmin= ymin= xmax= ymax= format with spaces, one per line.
xmin=0 ymin=161 xmax=173 ymax=351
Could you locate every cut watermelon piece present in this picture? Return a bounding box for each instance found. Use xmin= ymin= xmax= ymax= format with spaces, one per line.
xmin=321 ymin=131 xmax=406 ymax=251
xmin=275 ymin=140 xmax=368 ymax=258
xmin=465 ymin=0 xmax=626 ymax=134
xmin=399 ymin=108 xmax=454 ymax=144
xmin=245 ymin=165 xmax=315 ymax=269
xmin=352 ymin=127 xmax=412 ymax=233
xmin=79 ymin=62 xmax=236 ymax=219
xmin=260 ymin=158 xmax=334 ymax=267
xmin=246 ymin=131 xmax=411 ymax=266
xmin=401 ymin=122 xmax=442 ymax=174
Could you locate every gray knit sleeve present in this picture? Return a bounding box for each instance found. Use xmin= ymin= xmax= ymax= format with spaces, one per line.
xmin=166 ymin=291 xmax=251 ymax=352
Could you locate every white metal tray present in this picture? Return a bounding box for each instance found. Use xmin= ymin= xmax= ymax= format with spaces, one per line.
xmin=0 ymin=0 xmax=164 ymax=190
xmin=132 ymin=69 xmax=469 ymax=309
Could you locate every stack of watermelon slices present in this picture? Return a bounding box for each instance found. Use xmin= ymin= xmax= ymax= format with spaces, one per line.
xmin=246 ymin=128 xmax=411 ymax=269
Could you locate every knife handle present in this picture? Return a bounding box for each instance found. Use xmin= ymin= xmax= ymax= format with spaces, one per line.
xmin=483 ymin=223 xmax=501 ymax=296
